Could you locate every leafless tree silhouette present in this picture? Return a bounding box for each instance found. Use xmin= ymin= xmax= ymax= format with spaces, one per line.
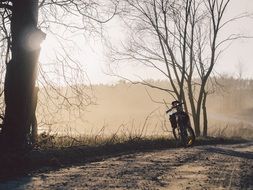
xmin=0 ymin=0 xmax=117 ymax=149
xmin=108 ymin=0 xmax=250 ymax=136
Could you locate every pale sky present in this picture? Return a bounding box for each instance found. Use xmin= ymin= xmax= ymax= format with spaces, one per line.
xmin=39 ymin=0 xmax=253 ymax=84
xmin=215 ymin=0 xmax=253 ymax=78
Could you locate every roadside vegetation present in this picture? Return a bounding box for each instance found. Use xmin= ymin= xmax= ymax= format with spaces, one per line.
xmin=0 ymin=131 xmax=249 ymax=181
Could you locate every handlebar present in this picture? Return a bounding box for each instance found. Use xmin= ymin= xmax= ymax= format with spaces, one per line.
xmin=166 ymin=102 xmax=184 ymax=113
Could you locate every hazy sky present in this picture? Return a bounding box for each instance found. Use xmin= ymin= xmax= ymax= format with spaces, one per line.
xmin=216 ymin=0 xmax=253 ymax=78
xmin=39 ymin=0 xmax=253 ymax=84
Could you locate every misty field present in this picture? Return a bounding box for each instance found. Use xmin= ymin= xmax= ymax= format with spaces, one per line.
xmin=36 ymin=78 xmax=253 ymax=140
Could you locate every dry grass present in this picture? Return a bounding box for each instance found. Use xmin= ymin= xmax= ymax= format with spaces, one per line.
xmin=0 ymin=128 xmax=249 ymax=181
xmin=36 ymin=131 xmax=172 ymax=150
xmin=35 ymin=107 xmax=174 ymax=149
xmin=208 ymin=122 xmax=253 ymax=140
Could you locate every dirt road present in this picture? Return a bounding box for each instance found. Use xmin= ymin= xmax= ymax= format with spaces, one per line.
xmin=0 ymin=142 xmax=252 ymax=190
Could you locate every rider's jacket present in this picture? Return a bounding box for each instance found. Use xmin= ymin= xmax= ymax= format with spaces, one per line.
xmin=169 ymin=111 xmax=189 ymax=129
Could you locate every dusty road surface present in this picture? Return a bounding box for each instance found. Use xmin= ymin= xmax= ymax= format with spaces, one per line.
xmin=0 ymin=142 xmax=252 ymax=190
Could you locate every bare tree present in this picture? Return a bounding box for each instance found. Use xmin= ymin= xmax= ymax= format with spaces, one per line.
xmin=109 ymin=0 xmax=247 ymax=136
xmin=0 ymin=0 xmax=117 ymax=150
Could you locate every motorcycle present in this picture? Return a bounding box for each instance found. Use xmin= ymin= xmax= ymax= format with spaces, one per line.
xmin=166 ymin=101 xmax=195 ymax=147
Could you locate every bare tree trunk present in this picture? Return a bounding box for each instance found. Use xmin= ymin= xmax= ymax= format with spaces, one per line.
xmin=195 ymin=85 xmax=204 ymax=137
xmin=187 ymin=88 xmax=199 ymax=136
xmin=193 ymin=107 xmax=201 ymax=136
xmin=31 ymin=87 xmax=39 ymax=144
xmin=202 ymin=90 xmax=208 ymax=137
xmin=2 ymin=0 xmax=44 ymax=149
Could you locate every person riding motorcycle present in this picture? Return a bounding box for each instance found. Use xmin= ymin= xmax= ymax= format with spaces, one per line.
xmin=166 ymin=100 xmax=195 ymax=146
xmin=167 ymin=101 xmax=189 ymax=129
xmin=167 ymin=101 xmax=193 ymax=141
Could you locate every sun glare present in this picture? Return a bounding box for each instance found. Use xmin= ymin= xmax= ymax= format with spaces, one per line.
xmin=39 ymin=34 xmax=58 ymax=63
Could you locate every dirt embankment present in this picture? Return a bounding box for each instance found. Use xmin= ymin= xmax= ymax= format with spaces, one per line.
xmin=0 ymin=142 xmax=252 ymax=190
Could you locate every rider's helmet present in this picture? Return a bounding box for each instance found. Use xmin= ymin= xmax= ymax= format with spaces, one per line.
xmin=172 ymin=100 xmax=183 ymax=112
xmin=172 ymin=100 xmax=180 ymax=106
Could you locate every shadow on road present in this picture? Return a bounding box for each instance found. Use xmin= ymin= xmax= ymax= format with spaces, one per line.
xmin=198 ymin=143 xmax=253 ymax=160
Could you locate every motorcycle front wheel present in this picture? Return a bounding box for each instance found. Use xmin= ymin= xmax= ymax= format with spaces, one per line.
xmin=173 ymin=126 xmax=195 ymax=147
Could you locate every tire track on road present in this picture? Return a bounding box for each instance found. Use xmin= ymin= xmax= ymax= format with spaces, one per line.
xmin=0 ymin=143 xmax=252 ymax=190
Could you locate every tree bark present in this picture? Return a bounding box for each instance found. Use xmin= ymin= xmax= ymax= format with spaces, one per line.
xmin=1 ymin=0 xmax=44 ymax=149
xmin=31 ymin=87 xmax=39 ymax=144
xmin=202 ymin=90 xmax=208 ymax=137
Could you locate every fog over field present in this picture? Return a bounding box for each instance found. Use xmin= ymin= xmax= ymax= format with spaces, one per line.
xmin=36 ymin=78 xmax=253 ymax=140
